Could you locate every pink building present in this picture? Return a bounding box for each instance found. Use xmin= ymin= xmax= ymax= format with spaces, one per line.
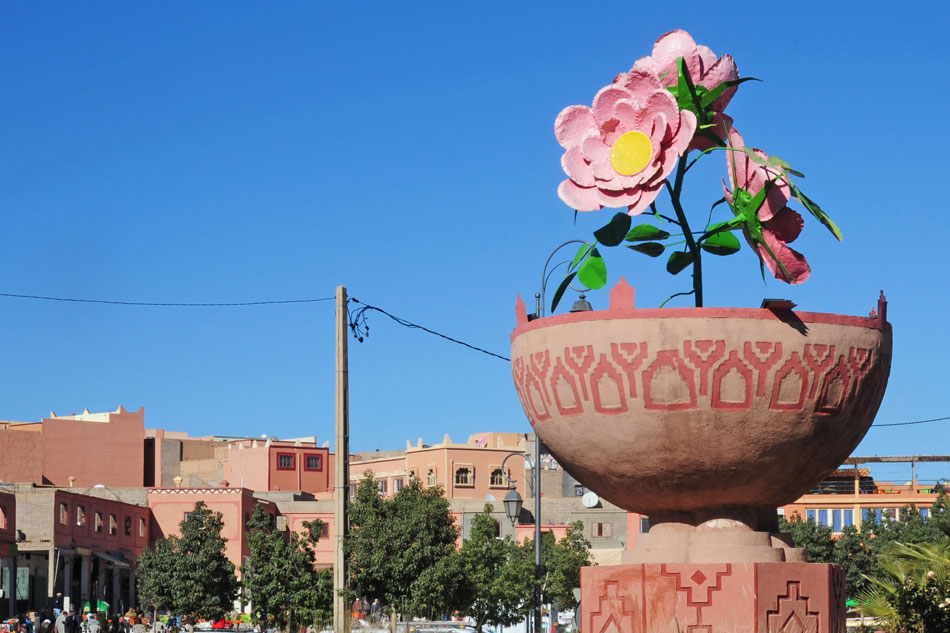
xmin=0 ymin=407 xmax=145 ymax=488
xmin=14 ymin=485 xmax=149 ymax=616
xmin=350 ymin=433 xmax=527 ymax=500
xmin=147 ymin=487 xmax=276 ymax=573
xmin=0 ymin=490 xmax=17 ymax=619
xmin=223 ymin=439 xmax=332 ymax=494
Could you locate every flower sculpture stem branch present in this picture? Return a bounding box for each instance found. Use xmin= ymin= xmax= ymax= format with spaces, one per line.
xmin=668 ymin=155 xmax=703 ymax=307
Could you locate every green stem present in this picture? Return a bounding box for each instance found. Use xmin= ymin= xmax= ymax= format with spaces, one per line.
xmin=668 ymin=155 xmax=703 ymax=307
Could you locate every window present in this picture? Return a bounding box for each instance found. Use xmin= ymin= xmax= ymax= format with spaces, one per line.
xmin=318 ymin=523 xmax=329 ymax=538
xmin=817 ymin=509 xmax=827 ymax=526
xmin=277 ymin=453 xmax=296 ymax=470
xmin=348 ymin=483 xmax=356 ymax=499
xmin=59 ymin=503 xmax=68 ymax=526
xmin=592 ymin=522 xmax=613 ymax=538
xmin=490 ymin=469 xmax=506 ymax=487
xmin=921 ymin=508 xmax=930 ymax=519
xmin=76 ymin=506 xmax=86 ymax=527
xmin=94 ymin=512 xmax=103 ymax=533
xmin=125 ymin=516 xmax=132 ymax=536
xmin=806 ymin=509 xmax=816 ymax=522
xmin=305 ymin=454 xmax=323 ymax=471
xmin=0 ymin=506 xmax=7 ymax=530
xmin=455 ymin=467 xmax=473 ymax=486
xmin=109 ymin=515 xmax=117 ymax=535
xmin=139 ymin=517 xmax=146 ymax=538
xmin=427 ymin=469 xmax=437 ymax=486
xmin=392 ymin=477 xmax=404 ymax=494
xmin=640 ymin=517 xmax=650 ymax=534
xmin=376 ymin=479 xmax=388 ymax=494
xmin=574 ymin=485 xmax=586 ymax=497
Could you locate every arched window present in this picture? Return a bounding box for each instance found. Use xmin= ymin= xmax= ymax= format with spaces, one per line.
xmin=59 ymin=503 xmax=68 ymax=525
xmin=427 ymin=469 xmax=437 ymax=486
xmin=455 ymin=467 xmax=473 ymax=486
xmin=94 ymin=512 xmax=103 ymax=533
xmin=109 ymin=514 xmax=117 ymax=535
xmin=490 ymin=469 xmax=506 ymax=487
xmin=76 ymin=506 xmax=86 ymax=527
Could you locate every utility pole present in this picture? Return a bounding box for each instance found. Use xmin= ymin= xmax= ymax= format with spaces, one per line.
xmin=333 ymin=286 xmax=350 ymax=633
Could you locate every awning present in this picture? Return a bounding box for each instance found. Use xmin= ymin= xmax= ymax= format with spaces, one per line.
xmin=95 ymin=551 xmax=130 ymax=569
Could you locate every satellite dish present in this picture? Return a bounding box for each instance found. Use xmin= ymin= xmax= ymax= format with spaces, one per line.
xmin=581 ymin=491 xmax=600 ymax=508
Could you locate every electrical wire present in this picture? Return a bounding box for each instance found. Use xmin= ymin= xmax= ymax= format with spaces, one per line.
xmin=347 ymin=297 xmax=510 ymax=362
xmin=872 ymin=416 xmax=950 ymax=428
xmin=0 ymin=292 xmax=334 ymax=307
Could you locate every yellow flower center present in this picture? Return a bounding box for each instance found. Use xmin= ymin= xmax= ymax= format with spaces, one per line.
xmin=610 ymin=130 xmax=653 ymax=176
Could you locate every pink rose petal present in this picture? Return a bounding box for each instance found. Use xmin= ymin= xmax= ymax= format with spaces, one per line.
xmin=555 ymin=105 xmax=596 ymax=149
xmin=558 ymin=179 xmax=602 ymax=212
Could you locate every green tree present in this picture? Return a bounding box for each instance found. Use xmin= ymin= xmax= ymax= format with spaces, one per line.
xmin=136 ymin=538 xmax=176 ymax=612
xmin=858 ymin=536 xmax=950 ymax=632
xmin=346 ymin=472 xmax=459 ymax=618
xmin=242 ymin=504 xmax=332 ymax=632
xmin=778 ymin=514 xmax=835 ymax=563
xmin=457 ymin=505 xmax=534 ymax=633
xmin=532 ymin=522 xmax=591 ymax=610
xmin=137 ymin=501 xmax=238 ymax=619
xmin=833 ymin=524 xmax=879 ymax=598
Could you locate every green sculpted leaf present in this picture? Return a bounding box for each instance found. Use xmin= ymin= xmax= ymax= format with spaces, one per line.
xmin=700 ymin=231 xmax=741 ymax=255
xmin=627 ymin=242 xmax=665 ymax=257
xmin=676 ymin=57 xmax=706 ymax=124
xmin=790 ymin=184 xmax=843 ymax=241
xmin=699 ymin=77 xmax=760 ymax=109
xmin=666 ymin=250 xmax=694 ymax=275
xmin=593 ymin=212 xmax=632 ymax=247
xmin=570 ymin=243 xmax=592 ymax=271
xmin=550 ymin=272 xmax=577 ymax=314
xmin=577 ymin=248 xmax=608 ymax=289
xmin=625 ymin=224 xmax=671 ymax=242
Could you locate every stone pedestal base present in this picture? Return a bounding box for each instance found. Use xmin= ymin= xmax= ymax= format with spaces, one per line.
xmin=581 ymin=562 xmax=846 ymax=633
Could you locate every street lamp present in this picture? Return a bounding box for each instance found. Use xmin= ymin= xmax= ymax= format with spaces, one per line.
xmin=503 ymin=488 xmax=523 ymax=525
xmin=498 ymin=452 xmax=524 ymax=526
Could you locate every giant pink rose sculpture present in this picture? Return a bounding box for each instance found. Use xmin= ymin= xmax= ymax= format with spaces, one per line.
xmin=549 ymin=29 xmax=841 ymax=312
xmin=555 ymin=71 xmax=697 ymax=214
xmin=723 ymin=128 xmax=811 ymax=284
xmin=633 ymin=30 xmax=738 ymax=115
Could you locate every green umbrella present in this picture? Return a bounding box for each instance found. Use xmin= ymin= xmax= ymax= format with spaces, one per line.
xmin=82 ymin=600 xmax=109 ymax=614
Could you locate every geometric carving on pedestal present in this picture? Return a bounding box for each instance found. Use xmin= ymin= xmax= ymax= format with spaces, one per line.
xmin=765 ymin=582 xmax=819 ymax=633
xmin=588 ymin=582 xmax=638 ymax=633
xmin=659 ymin=564 xmax=732 ymax=632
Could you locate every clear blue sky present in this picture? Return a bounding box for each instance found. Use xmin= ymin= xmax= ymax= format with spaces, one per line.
xmin=2 ymin=3 xmax=947 ymax=484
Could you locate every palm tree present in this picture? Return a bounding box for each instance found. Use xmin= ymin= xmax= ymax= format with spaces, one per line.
xmin=858 ymin=536 xmax=950 ymax=632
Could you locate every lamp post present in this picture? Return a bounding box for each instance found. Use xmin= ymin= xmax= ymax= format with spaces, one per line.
xmin=499 ymin=452 xmax=524 ymax=526
xmin=498 ymin=446 xmax=541 ymax=633
xmin=533 ymin=435 xmax=542 ymax=633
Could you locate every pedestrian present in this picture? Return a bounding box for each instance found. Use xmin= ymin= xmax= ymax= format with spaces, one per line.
xmin=65 ymin=612 xmax=81 ymax=633
xmin=86 ymin=615 xmax=100 ymax=633
xmin=370 ymin=599 xmax=380 ymax=624
xmin=54 ymin=612 xmax=66 ymax=633
xmin=53 ymin=596 xmax=64 ymax=620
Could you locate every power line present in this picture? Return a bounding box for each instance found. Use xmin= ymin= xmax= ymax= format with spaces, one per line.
xmin=0 ymin=292 xmax=334 ymax=307
xmin=347 ymin=297 xmax=510 ymax=362
xmin=873 ymin=416 xmax=950 ymax=428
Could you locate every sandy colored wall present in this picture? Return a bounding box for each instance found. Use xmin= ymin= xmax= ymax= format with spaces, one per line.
xmin=41 ymin=409 xmax=145 ymax=487
xmin=0 ymin=428 xmax=43 ymax=483
xmin=222 ymin=447 xmax=269 ymax=491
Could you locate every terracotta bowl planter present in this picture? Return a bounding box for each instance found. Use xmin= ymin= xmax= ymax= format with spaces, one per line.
xmin=511 ymin=280 xmax=891 ymax=560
